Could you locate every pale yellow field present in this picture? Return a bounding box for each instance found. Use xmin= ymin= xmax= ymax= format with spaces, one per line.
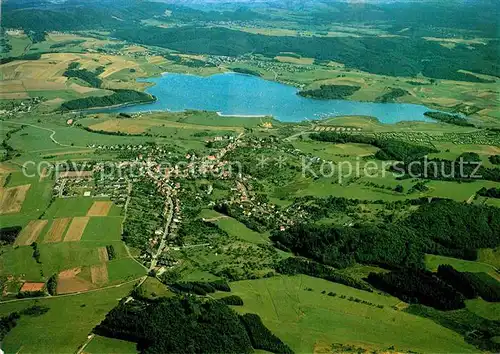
xmin=89 ymin=118 xmax=245 ymax=134
xmin=87 ymin=201 xmax=112 ymax=216
xmin=63 ymin=217 xmax=90 ymax=242
xmin=1 ymin=92 xmax=29 ymax=99
xmin=0 ymin=50 xmax=146 ymax=100
xmin=0 ymin=184 xmax=31 ymax=214
xmin=44 ymin=218 xmax=71 ymax=243
xmin=275 ymin=56 xmax=314 ymax=65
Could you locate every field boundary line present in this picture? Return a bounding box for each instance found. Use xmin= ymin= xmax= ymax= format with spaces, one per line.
xmin=0 ymin=276 xmax=146 ymax=304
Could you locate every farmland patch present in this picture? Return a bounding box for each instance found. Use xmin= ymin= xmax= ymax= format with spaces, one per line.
xmin=19 ymin=282 xmax=45 ymax=292
xmin=90 ymin=263 xmax=109 ymax=285
xmin=63 ymin=217 xmax=90 ymax=242
xmin=87 ymin=201 xmax=112 ymax=216
xmin=43 ymin=217 xmax=71 ymax=243
xmin=56 ymin=267 xmax=94 ymax=294
xmin=0 ymin=184 xmax=31 ymax=214
xmin=14 ymin=220 xmax=48 ymax=246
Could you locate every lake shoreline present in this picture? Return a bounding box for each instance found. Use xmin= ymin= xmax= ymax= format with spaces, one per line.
xmin=100 ymin=72 xmax=439 ymax=124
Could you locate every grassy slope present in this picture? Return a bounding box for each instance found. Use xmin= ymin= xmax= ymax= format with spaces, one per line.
xmin=85 ymin=335 xmax=138 ymax=354
xmin=0 ymin=282 xmax=136 ymax=354
xmin=227 ymin=275 xmax=476 ymax=353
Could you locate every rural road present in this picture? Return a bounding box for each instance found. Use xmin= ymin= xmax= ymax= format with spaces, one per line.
xmin=0 ymin=120 xmax=85 ymax=148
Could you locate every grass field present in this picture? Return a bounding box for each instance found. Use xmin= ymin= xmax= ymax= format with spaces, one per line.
xmin=106 ymin=258 xmax=146 ymax=283
xmin=466 ymin=298 xmax=500 ymax=321
xmin=206 ymin=212 xmax=270 ymax=245
xmin=81 ymin=216 xmax=123 ymax=244
xmin=0 ymin=282 xmax=136 ymax=353
xmin=227 ymin=275 xmax=476 ymax=353
xmin=85 ymin=335 xmax=138 ymax=354
xmin=425 ymin=254 xmax=498 ymax=274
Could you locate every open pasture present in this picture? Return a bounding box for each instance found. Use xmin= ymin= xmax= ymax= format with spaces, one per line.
xmin=0 ymin=184 xmax=31 ymax=214
xmin=478 ymin=247 xmax=500 ymax=269
xmin=425 ymin=254 xmax=498 ymax=278
xmin=81 ymin=216 xmax=123 ymax=244
xmin=85 ymin=335 xmax=138 ymax=354
xmin=43 ymin=197 xmax=94 ymax=218
xmin=228 ymin=275 xmax=476 ymax=353
xmin=207 ymin=213 xmax=270 ymax=245
xmin=14 ymin=219 xmax=48 ymax=246
xmin=0 ymin=282 xmax=136 ymax=353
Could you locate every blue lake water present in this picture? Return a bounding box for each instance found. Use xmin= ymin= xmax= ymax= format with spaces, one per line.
xmin=110 ymin=72 xmax=436 ymax=123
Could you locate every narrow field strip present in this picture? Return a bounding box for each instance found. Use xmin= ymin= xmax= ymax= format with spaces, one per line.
xmin=14 ymin=220 xmax=48 ymax=246
xmin=63 ymin=217 xmax=90 ymax=242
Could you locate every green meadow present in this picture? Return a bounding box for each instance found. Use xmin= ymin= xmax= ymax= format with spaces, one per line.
xmin=0 ymin=282 xmax=136 ymax=354
xmin=227 ymin=275 xmax=476 ymax=353
xmin=85 ymin=335 xmax=138 ymax=354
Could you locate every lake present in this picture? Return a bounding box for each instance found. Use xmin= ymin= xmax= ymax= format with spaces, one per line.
xmin=109 ymin=72 xmax=436 ymax=123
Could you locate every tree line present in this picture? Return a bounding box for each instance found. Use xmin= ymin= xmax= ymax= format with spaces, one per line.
xmin=94 ymin=296 xmax=292 ymax=354
xmin=275 ymin=257 xmax=372 ymax=292
xmin=61 ymin=89 xmax=154 ymax=111
xmin=310 ymin=131 xmax=437 ymax=162
xmin=367 ymin=264 xmax=500 ymax=312
xmin=297 ymin=85 xmax=360 ymax=100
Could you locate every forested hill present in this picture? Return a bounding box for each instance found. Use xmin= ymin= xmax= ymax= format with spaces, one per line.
xmin=111 ymin=26 xmax=499 ymax=81
xmin=3 ymin=0 xmax=499 ymax=81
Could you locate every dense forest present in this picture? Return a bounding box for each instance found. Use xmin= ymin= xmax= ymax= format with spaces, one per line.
xmin=298 ymin=85 xmax=360 ymax=100
xmin=110 ymin=26 xmax=500 ymax=82
xmin=489 ymin=155 xmax=500 ymax=165
xmin=478 ymin=187 xmax=500 ymax=198
xmin=424 ymin=112 xmax=474 ymax=127
xmin=63 ymin=64 xmax=103 ymax=88
xmin=60 ymin=90 xmax=154 ymax=111
xmin=375 ymin=88 xmax=408 ymax=103
xmin=367 ymin=268 xmax=465 ymax=310
xmin=94 ymin=296 xmax=291 ymax=354
xmin=367 ymin=265 xmax=500 ymax=311
xmin=271 ymin=200 xmax=500 ymax=269
xmin=0 ymin=226 xmax=21 ymax=245
xmin=95 ymin=297 xmax=253 ymax=354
